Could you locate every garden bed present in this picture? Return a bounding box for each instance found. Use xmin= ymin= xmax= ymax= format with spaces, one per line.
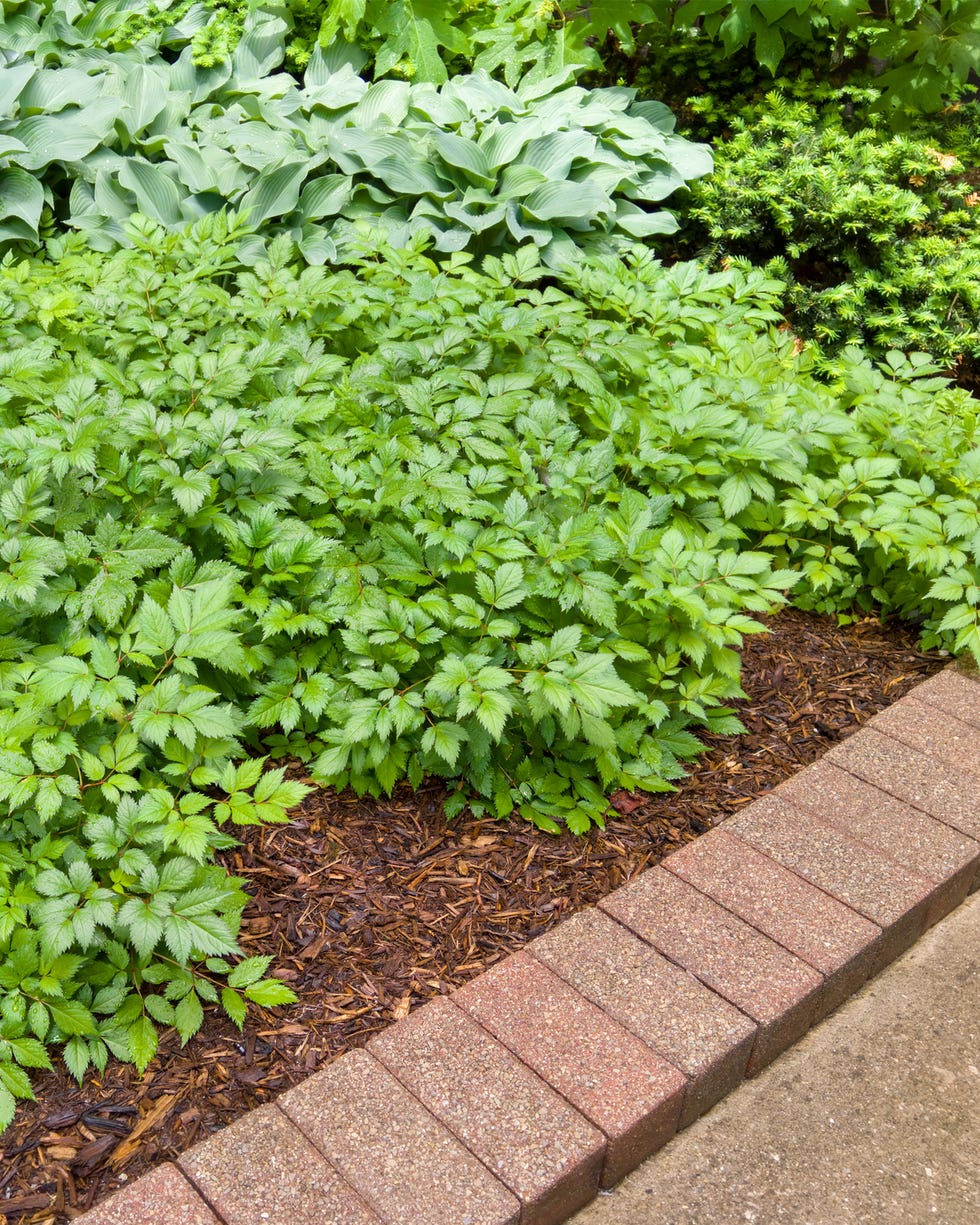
xmin=0 ymin=608 xmax=943 ymax=1224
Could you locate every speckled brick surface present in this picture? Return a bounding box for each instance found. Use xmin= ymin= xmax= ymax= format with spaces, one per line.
xmin=529 ymin=907 xmax=756 ymax=1126
xmin=869 ymin=697 xmax=980 ymax=778
xmin=600 ymin=867 xmax=824 ymax=1074
xmin=826 ymin=728 xmax=980 ymax=889
xmin=729 ymin=796 xmax=935 ymax=971
xmin=77 ymin=1164 xmax=218 ymax=1225
xmin=774 ymin=760 xmax=979 ymax=924
xmin=369 ymin=997 xmax=604 ymax=1225
xmin=280 ymin=1049 xmax=519 ymax=1225
xmin=663 ymin=829 xmax=882 ymax=1019
xmin=179 ymin=1103 xmax=379 ymax=1225
xmin=911 ymin=666 xmax=980 ymax=729
xmin=454 ymin=949 xmax=686 ymax=1187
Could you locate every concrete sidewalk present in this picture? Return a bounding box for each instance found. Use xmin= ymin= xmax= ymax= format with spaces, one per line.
xmin=573 ymin=889 xmax=980 ymax=1225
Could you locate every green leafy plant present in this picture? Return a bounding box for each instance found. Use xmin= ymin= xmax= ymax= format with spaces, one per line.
xmin=0 ymin=12 xmax=710 ymax=259
xmin=5 ymin=210 xmax=980 ymax=1131
xmin=588 ymin=0 xmax=980 ymax=116
xmin=679 ymin=93 xmax=980 ymax=373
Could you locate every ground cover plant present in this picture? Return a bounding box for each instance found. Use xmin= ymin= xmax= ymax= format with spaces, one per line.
xmin=3 ymin=209 xmax=980 ymax=1129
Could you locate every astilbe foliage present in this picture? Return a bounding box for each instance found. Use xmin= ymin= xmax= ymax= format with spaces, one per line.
xmin=3 ymin=212 xmax=980 ymax=1127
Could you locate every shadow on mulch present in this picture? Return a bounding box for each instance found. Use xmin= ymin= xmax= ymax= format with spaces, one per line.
xmin=0 ymin=609 xmax=945 ymax=1223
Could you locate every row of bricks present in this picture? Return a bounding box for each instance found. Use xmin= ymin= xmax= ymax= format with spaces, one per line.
xmin=81 ymin=666 xmax=980 ymax=1225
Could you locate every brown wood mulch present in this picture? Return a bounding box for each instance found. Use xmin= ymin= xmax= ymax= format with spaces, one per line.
xmin=0 ymin=608 xmax=945 ymax=1223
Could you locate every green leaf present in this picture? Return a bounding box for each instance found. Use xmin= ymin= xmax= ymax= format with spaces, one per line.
xmin=227 ymin=955 xmax=274 ymax=989
xmin=421 ymin=721 xmax=468 ymax=767
xmin=129 ymin=1015 xmax=158 ymax=1073
xmin=240 ymin=161 xmax=308 ymax=225
xmin=243 ymin=979 xmax=298 ymax=1008
xmin=174 ymin=991 xmax=204 ymax=1045
xmin=221 ymin=987 xmax=247 ymax=1030
xmin=0 ymin=169 xmax=43 ymax=237
xmin=523 ymin=180 xmax=608 ymax=224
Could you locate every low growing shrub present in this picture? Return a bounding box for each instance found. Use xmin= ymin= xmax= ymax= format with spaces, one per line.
xmin=681 ymin=94 xmax=980 ymax=372
xmin=3 ymin=213 xmax=980 ymax=1126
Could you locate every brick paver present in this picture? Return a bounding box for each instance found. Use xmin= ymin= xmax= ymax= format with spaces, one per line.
xmin=280 ymin=1048 xmax=520 ymax=1225
xmin=454 ymin=949 xmax=687 ymax=1187
xmin=909 ymin=666 xmax=980 ymax=729
xmin=76 ymin=668 xmax=979 ymax=1225
xmin=529 ymin=907 xmax=756 ymax=1126
xmin=179 ymin=1103 xmax=379 ymax=1225
xmin=869 ymin=697 xmax=980 ymax=778
xmin=826 ymin=726 xmax=980 ymax=873
xmin=728 ymin=796 xmax=935 ymax=970
xmin=77 ymin=1164 xmax=218 ymax=1225
xmin=600 ymin=867 xmax=824 ymax=1074
xmin=773 ymin=760 xmax=979 ymax=924
xmin=663 ymin=829 xmax=882 ymax=1019
xmin=369 ymin=998 xmax=604 ymax=1225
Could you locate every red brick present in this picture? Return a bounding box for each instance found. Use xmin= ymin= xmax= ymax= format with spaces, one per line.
xmin=911 ymin=666 xmax=980 ymax=730
xmin=369 ymin=998 xmax=604 ymax=1225
xmin=179 ymin=1103 xmax=378 ymax=1225
xmin=601 ymin=867 xmax=824 ymax=1074
xmin=826 ymin=727 xmax=980 ymax=889
xmin=454 ymin=950 xmax=686 ymax=1187
xmin=663 ymin=829 xmax=882 ymax=1019
xmin=280 ymin=1049 xmax=519 ymax=1225
xmin=728 ymin=795 xmax=935 ymax=970
xmin=529 ymin=907 xmax=755 ymax=1127
xmin=774 ymin=760 xmax=979 ymax=925
xmin=77 ymin=1165 xmax=218 ymax=1225
xmin=870 ymin=697 xmax=980 ymax=779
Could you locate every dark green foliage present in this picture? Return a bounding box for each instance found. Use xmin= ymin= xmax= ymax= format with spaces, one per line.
xmin=679 ymin=94 xmax=980 ymax=372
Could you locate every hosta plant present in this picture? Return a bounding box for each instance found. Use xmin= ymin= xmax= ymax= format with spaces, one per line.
xmin=0 ymin=8 xmax=710 ymax=260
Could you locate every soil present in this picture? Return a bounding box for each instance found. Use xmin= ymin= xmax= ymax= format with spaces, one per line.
xmin=0 ymin=609 xmax=945 ymax=1224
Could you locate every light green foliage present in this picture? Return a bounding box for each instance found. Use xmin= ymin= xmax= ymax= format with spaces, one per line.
xmin=0 ymin=11 xmax=708 ymax=259
xmin=3 ymin=211 xmax=980 ymax=1126
xmin=682 ymin=94 xmax=980 ymax=371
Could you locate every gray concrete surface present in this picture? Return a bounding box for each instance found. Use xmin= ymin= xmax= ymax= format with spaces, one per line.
xmin=572 ymin=891 xmax=980 ymax=1225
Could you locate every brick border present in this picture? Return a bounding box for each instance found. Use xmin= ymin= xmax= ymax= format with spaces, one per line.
xmin=77 ymin=665 xmax=980 ymax=1225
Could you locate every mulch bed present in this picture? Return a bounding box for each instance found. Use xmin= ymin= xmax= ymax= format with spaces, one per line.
xmin=1 ymin=609 xmax=945 ymax=1223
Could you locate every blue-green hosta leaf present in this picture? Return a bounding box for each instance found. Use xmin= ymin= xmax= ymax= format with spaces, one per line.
xmin=523 ymin=181 xmax=609 ymax=225
xmin=434 ymin=131 xmax=495 ymax=188
xmin=117 ymin=159 xmax=184 ymax=227
xmin=350 ymin=79 xmax=412 ymax=127
xmin=232 ymin=14 xmax=289 ymax=81
xmin=0 ymin=169 xmax=43 ymax=237
xmin=299 ymin=174 xmax=352 ymax=220
xmin=14 ymin=102 xmax=121 ymax=170
xmin=0 ymin=62 xmax=34 ymax=118
xmin=20 ymin=68 xmax=101 ymax=115
xmin=522 ymin=130 xmax=597 ymax=178
xmin=615 ymin=200 xmax=680 ymax=237
xmin=239 ymin=160 xmax=309 ymax=223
